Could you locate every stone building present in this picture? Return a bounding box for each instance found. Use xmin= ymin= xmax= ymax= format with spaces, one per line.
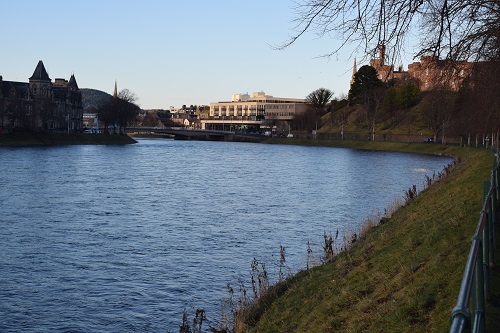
xmin=367 ymin=45 xmax=475 ymax=92
xmin=0 ymin=61 xmax=83 ymax=132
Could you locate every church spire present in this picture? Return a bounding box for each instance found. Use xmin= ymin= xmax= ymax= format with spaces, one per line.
xmin=68 ymin=74 xmax=79 ymax=90
xmin=113 ymin=80 xmax=117 ymax=98
xmin=350 ymin=57 xmax=357 ymax=85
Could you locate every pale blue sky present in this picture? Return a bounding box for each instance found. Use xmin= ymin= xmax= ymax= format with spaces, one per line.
xmin=2 ymin=0 xmax=367 ymax=109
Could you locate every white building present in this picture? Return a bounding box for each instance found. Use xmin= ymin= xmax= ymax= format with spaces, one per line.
xmin=201 ymin=91 xmax=308 ymax=132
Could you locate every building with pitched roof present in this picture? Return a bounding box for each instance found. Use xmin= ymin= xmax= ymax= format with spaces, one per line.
xmin=0 ymin=61 xmax=83 ymax=132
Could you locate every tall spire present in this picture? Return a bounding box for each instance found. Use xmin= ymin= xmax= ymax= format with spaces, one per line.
xmin=350 ymin=57 xmax=357 ymax=85
xmin=68 ymin=74 xmax=79 ymax=90
xmin=113 ymin=80 xmax=117 ymax=98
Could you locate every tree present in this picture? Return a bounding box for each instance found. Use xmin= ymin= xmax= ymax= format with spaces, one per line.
xmin=349 ymin=65 xmax=385 ymax=140
xmin=348 ymin=65 xmax=382 ymax=105
xmin=329 ymin=94 xmax=349 ymax=139
xmin=306 ymin=88 xmax=334 ymax=114
xmin=418 ymin=89 xmax=458 ymax=143
xmin=97 ymin=89 xmax=140 ymax=134
xmin=382 ymin=80 xmax=420 ymax=129
xmin=299 ymin=88 xmax=334 ymax=132
xmin=278 ymin=1 xmax=500 ymax=63
xmin=362 ymin=86 xmax=386 ymax=141
xmin=116 ymin=89 xmax=140 ymax=134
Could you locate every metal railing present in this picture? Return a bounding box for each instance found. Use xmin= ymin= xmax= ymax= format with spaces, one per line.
xmin=450 ymin=150 xmax=499 ymax=332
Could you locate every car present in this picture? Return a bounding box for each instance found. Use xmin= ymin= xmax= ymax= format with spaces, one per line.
xmin=424 ymin=137 xmax=434 ymax=143
xmin=287 ymin=133 xmax=294 ymax=138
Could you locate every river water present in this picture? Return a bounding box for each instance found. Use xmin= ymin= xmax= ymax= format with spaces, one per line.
xmin=0 ymin=139 xmax=452 ymax=332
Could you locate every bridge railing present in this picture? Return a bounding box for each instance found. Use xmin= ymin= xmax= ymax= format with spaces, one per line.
xmin=450 ymin=149 xmax=499 ymax=333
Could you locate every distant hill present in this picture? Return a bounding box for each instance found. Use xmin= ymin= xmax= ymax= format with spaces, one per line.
xmin=80 ymin=88 xmax=112 ymax=112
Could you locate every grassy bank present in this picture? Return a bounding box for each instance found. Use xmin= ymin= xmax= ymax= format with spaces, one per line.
xmin=0 ymin=132 xmax=137 ymax=147
xmin=237 ymin=139 xmax=495 ymax=332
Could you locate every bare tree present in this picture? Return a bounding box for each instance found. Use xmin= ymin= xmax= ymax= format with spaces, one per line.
xmin=361 ymin=86 xmax=386 ymax=141
xmin=306 ymin=88 xmax=334 ymax=114
xmin=418 ymin=89 xmax=457 ymax=143
xmin=98 ymin=89 xmax=140 ymax=134
xmin=331 ymin=94 xmax=349 ymax=139
xmin=278 ymin=1 xmax=500 ymax=63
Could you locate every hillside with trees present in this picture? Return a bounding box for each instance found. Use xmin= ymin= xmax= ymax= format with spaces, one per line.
xmin=80 ymin=88 xmax=112 ymax=112
xmin=316 ymin=63 xmax=496 ymax=146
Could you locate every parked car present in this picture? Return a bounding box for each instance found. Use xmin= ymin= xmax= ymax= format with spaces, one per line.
xmin=424 ymin=137 xmax=434 ymax=143
xmin=287 ymin=133 xmax=294 ymax=138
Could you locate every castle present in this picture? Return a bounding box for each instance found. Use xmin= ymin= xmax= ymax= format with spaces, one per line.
xmin=0 ymin=61 xmax=83 ymax=132
xmin=364 ymin=45 xmax=475 ymax=92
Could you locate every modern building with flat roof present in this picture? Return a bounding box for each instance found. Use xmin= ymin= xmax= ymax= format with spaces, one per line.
xmin=201 ymin=91 xmax=308 ymax=132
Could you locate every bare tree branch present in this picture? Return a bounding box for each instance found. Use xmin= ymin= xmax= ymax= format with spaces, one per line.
xmin=277 ymin=0 xmax=500 ymax=63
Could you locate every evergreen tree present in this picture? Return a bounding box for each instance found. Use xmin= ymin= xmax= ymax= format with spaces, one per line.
xmin=348 ymin=65 xmax=382 ymax=105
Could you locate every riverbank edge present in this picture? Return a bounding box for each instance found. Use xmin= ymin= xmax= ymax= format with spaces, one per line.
xmin=236 ymin=138 xmax=498 ymax=332
xmin=0 ymin=132 xmax=137 ymax=147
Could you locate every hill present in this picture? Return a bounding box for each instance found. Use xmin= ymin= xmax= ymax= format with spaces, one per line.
xmin=319 ymin=102 xmax=431 ymax=137
xmin=80 ymin=88 xmax=112 ymax=111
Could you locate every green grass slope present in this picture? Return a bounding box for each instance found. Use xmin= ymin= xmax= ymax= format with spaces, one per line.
xmin=237 ymin=141 xmax=495 ymax=332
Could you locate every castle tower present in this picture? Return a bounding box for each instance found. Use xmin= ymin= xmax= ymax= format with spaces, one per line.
xmin=378 ymin=44 xmax=385 ymax=66
xmin=29 ymin=60 xmax=51 ymax=99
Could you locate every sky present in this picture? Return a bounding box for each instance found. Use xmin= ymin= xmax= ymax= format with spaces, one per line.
xmin=2 ymin=0 xmax=371 ymax=110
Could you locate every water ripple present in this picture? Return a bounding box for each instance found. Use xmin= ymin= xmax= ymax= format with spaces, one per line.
xmin=0 ymin=139 xmax=452 ymax=332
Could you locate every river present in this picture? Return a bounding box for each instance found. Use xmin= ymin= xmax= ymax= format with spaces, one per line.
xmin=0 ymin=138 xmax=452 ymax=332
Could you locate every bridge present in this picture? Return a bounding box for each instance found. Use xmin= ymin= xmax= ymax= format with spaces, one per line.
xmin=125 ymin=127 xmax=265 ymax=143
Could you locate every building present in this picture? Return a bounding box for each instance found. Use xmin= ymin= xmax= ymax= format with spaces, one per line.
xmin=367 ymin=45 xmax=475 ymax=92
xmin=0 ymin=61 xmax=83 ymax=132
xmin=407 ymin=56 xmax=474 ymax=91
xmin=369 ymin=45 xmax=408 ymax=84
xmin=201 ymin=91 xmax=309 ymax=132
